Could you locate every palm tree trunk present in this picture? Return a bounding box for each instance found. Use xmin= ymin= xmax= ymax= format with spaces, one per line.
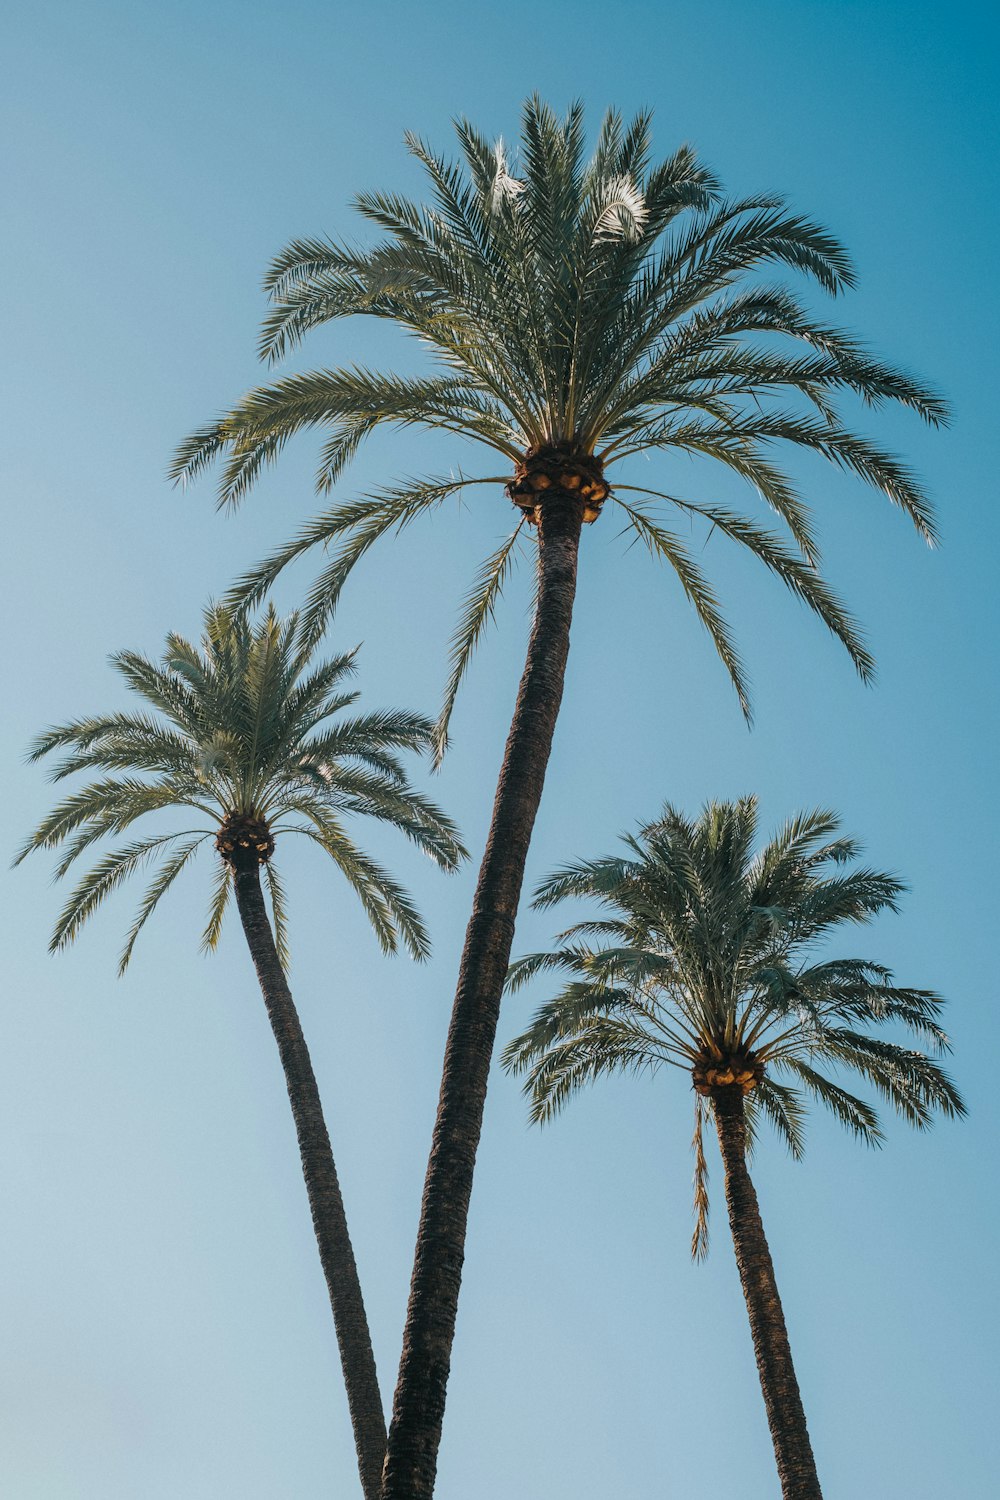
xmin=232 ymin=856 xmax=387 ymax=1500
xmin=382 ymin=490 xmax=585 ymax=1499
xmin=713 ymin=1086 xmax=823 ymax=1500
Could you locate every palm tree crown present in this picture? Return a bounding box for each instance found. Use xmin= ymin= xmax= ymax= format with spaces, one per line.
xmin=174 ymin=97 xmax=946 ymax=747
xmin=18 ymin=603 xmax=465 ymax=968
xmin=503 ymin=797 xmax=964 ymax=1257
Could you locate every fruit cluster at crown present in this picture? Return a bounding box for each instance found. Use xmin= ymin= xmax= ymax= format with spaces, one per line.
xmin=507 ymin=444 xmax=610 ymax=525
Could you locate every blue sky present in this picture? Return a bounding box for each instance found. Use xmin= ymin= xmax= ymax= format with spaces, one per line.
xmin=3 ymin=1 xmax=997 ymax=1495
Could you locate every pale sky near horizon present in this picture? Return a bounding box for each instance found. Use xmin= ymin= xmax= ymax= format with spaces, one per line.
xmin=3 ymin=1 xmax=998 ymax=1496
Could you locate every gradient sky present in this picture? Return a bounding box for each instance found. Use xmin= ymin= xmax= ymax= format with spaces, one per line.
xmin=3 ymin=1 xmax=998 ymax=1496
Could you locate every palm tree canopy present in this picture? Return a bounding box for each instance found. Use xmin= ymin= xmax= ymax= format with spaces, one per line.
xmin=173 ymin=98 xmax=947 ymax=750
xmin=501 ymin=798 xmax=964 ymax=1256
xmin=18 ymin=604 xmax=467 ymax=973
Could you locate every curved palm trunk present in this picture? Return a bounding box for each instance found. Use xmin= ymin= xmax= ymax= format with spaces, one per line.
xmin=232 ymin=856 xmax=387 ymax=1500
xmin=713 ymin=1086 xmax=823 ymax=1500
xmin=382 ymin=491 xmax=585 ymax=1499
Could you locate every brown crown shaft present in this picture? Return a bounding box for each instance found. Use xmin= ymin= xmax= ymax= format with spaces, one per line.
xmin=215 ymin=810 xmax=275 ymax=868
xmin=506 ymin=443 xmax=610 ymax=526
xmin=692 ymin=1046 xmax=764 ymax=1097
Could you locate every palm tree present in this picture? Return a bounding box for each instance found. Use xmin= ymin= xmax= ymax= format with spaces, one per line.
xmin=502 ymin=798 xmax=964 ymax=1500
xmin=171 ymin=100 xmax=947 ymax=1496
xmin=16 ymin=604 xmax=466 ymax=1500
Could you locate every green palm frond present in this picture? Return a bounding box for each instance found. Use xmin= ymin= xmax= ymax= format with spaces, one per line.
xmin=264 ymin=861 xmax=291 ymax=972
xmin=118 ymin=839 xmax=206 ymax=976
xmin=16 ymin=779 xmax=211 ymax=863
xmin=224 ymin=476 xmax=503 ymax=635
xmin=512 ymin=1013 xmax=670 ymax=1127
xmin=48 ymin=833 xmax=207 ymax=954
xmin=776 ymin=1059 xmax=883 ymax=1146
xmin=201 ymin=855 xmax=234 ymax=955
xmin=615 ymin=499 xmax=750 ymax=717
xmin=293 ymin=808 xmax=431 ymax=961
xmin=816 ymin=1030 xmax=965 ymax=1126
xmin=750 ymin=1077 xmax=808 ymax=1160
xmin=529 ymin=854 xmax=642 ymax=909
xmin=503 ymin=797 xmax=964 ymax=1257
xmin=617 ymin=487 xmax=874 ymax=683
xmin=434 ymin=520 xmax=526 ymax=764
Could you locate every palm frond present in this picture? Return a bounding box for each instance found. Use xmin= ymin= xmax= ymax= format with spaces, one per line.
xmin=691 ymin=1097 xmax=711 ymax=1261
xmin=296 ymin=813 xmax=430 ymax=960
xmin=614 ymin=499 xmax=751 ymax=717
xmin=224 ymin=476 xmax=502 ymax=635
xmin=48 ymin=834 xmax=205 ymax=953
xmin=616 ymin=488 xmax=875 ymax=682
xmin=776 ymin=1060 xmax=882 ymax=1145
xmin=264 ymin=860 xmax=291 ymax=972
xmin=118 ymin=839 xmax=206 ymax=974
xmin=201 ymin=857 xmax=233 ymax=954
xmin=750 ymin=1076 xmax=808 ymax=1159
xmin=434 ymin=520 xmax=526 ymax=765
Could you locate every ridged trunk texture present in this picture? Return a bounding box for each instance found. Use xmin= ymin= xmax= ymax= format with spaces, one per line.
xmin=713 ymin=1086 xmax=824 ymax=1500
xmin=232 ymin=857 xmax=387 ymax=1500
xmin=382 ymin=490 xmax=585 ymax=1499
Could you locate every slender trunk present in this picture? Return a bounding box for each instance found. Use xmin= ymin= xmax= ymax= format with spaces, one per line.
xmin=382 ymin=491 xmax=585 ymax=1499
xmin=713 ymin=1086 xmax=824 ymax=1500
xmin=232 ymin=856 xmax=387 ymax=1500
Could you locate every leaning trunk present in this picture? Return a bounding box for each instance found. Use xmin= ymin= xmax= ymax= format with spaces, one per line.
xmin=713 ymin=1086 xmax=824 ymax=1500
xmin=382 ymin=490 xmax=585 ymax=1499
xmin=232 ymin=856 xmax=387 ymax=1500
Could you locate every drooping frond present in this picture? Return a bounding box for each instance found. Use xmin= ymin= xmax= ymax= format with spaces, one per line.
xmin=815 ymin=1030 xmax=966 ymax=1127
xmin=47 ymin=832 xmax=207 ymax=954
xmin=118 ymin=838 xmax=207 ymax=974
xmin=201 ymin=855 xmax=233 ymax=954
xmin=751 ymin=1076 xmax=808 ymax=1160
xmin=510 ymin=1009 xmax=672 ymax=1126
xmin=291 ymin=805 xmax=432 ymax=961
xmin=224 ymin=476 xmax=504 ymax=640
xmin=434 ymin=520 xmax=526 ymax=764
xmin=615 ymin=488 xmax=875 ymax=684
xmin=264 ymin=860 xmax=291 ymax=973
xmin=776 ymin=1059 xmax=883 ymax=1146
xmin=691 ymin=1098 xmax=711 ymax=1261
xmin=615 ymin=498 xmax=751 ymax=718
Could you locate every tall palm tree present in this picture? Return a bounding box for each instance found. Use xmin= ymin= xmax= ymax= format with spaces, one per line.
xmin=171 ymin=100 xmax=947 ymax=1496
xmin=503 ymin=798 xmax=964 ymax=1500
xmin=16 ymin=604 xmax=466 ymax=1500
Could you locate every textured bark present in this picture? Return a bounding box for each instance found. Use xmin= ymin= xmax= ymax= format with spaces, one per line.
xmin=233 ymin=857 xmax=387 ymax=1500
xmin=382 ymin=490 xmax=585 ymax=1499
xmin=713 ymin=1086 xmax=824 ymax=1500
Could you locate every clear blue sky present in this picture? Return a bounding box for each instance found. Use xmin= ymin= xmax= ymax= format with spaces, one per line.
xmin=3 ymin=1 xmax=997 ymax=1495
